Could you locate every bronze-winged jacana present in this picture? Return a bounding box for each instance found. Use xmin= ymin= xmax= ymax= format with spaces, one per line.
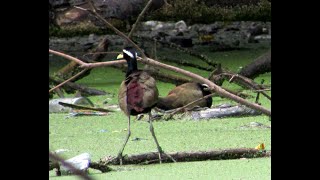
xmin=117 ymin=47 xmax=165 ymax=165
xmin=156 ymin=82 xmax=212 ymax=110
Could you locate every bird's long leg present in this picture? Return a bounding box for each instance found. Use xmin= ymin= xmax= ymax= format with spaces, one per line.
xmin=148 ymin=112 xmax=163 ymax=164
xmin=148 ymin=112 xmax=177 ymax=164
xmin=117 ymin=115 xmax=131 ymax=165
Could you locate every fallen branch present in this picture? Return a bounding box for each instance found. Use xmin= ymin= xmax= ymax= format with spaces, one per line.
xmin=49 ymin=49 xmax=126 ymax=68
xmin=89 ymin=162 xmax=113 ymax=173
xmin=239 ymin=50 xmax=271 ymax=79
xmin=49 ymin=152 xmax=93 ymax=180
xmin=49 ymin=152 xmax=112 ymax=174
xmin=101 ymin=148 xmax=270 ymax=165
xmin=49 ymin=68 xmax=89 ymax=93
xmin=59 ymin=102 xmax=115 ymax=113
xmin=208 ymin=64 xmax=270 ymax=101
xmin=215 ymin=72 xmax=271 ymax=101
xmin=188 ymin=105 xmax=262 ymax=120
xmin=49 ymin=76 xmax=107 ymax=96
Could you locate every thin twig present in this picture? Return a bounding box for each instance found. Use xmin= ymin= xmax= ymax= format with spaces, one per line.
xmin=49 ymin=68 xmax=89 ymax=93
xmin=215 ymin=72 xmax=271 ymax=101
xmin=49 ymin=152 xmax=93 ymax=180
xmin=128 ymin=0 xmax=153 ymax=38
xmin=255 ymin=79 xmax=265 ymax=104
xmin=135 ymin=36 xmax=218 ymax=67
xmin=49 ymin=49 xmax=126 ymax=68
xmin=49 ymin=49 xmax=87 ymax=66
xmin=83 ymin=51 xmax=121 ymax=56
xmin=85 ymin=0 xmax=147 ymax=59
xmin=58 ymin=102 xmax=115 ymax=113
xmin=229 ymin=74 xmax=237 ymax=83
xmin=154 ymin=39 xmax=157 ymax=59
xmin=252 ymin=89 xmax=271 ymax=92
xmin=74 ymin=6 xmax=88 ymax=11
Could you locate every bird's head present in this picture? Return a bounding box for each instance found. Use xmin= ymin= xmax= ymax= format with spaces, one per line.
xmin=118 ymin=47 xmax=138 ymax=77
xmin=200 ymin=83 xmax=210 ymax=91
xmin=119 ymin=47 xmax=137 ymax=62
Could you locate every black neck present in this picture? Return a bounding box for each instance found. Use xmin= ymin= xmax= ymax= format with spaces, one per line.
xmin=125 ymin=57 xmax=138 ymax=77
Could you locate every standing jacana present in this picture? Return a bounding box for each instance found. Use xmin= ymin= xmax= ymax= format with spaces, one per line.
xmin=117 ymin=47 xmax=164 ymax=165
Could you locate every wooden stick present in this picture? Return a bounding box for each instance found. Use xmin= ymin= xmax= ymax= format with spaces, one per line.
xmin=128 ymin=0 xmax=153 ymax=38
xmin=85 ymin=0 xmax=147 ymax=59
xmin=49 ymin=76 xmax=107 ymax=96
xmin=49 ymin=68 xmax=89 ymax=93
xmin=58 ymin=102 xmax=115 ymax=113
xmin=211 ymin=71 xmax=271 ymax=101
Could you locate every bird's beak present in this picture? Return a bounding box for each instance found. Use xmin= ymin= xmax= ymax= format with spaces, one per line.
xmin=116 ymin=53 xmax=124 ymax=60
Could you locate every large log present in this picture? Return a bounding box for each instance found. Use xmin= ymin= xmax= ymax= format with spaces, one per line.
xmin=101 ymin=148 xmax=270 ymax=165
xmin=238 ymin=50 xmax=271 ymax=79
xmin=50 ymin=148 xmax=269 ymax=172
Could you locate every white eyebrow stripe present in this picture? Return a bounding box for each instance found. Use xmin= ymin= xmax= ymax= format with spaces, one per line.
xmin=201 ymin=84 xmax=209 ymax=88
xmin=123 ymin=49 xmax=134 ymax=58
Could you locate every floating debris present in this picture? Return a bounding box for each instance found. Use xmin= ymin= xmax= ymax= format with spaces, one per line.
xmin=60 ymin=153 xmax=91 ymax=175
xmin=49 ymin=97 xmax=94 ymax=113
xmin=54 ymin=149 xmax=70 ymax=154
xmin=67 ymin=110 xmax=108 ymax=117
xmin=240 ymin=122 xmax=271 ymax=129
xmin=132 ymin=137 xmax=147 ymax=141
xmin=99 ymin=129 xmax=108 ymax=133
